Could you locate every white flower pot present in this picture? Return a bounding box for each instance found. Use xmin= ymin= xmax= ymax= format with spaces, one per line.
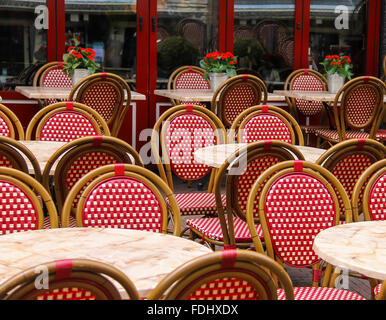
xmin=327 ymin=73 xmax=345 ymax=94
xmin=72 ymin=68 xmax=90 ymax=87
xmin=209 ymin=72 xmax=229 ymax=92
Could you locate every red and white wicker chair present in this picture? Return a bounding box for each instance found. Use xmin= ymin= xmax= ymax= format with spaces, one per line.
xmin=167 ymin=66 xmax=211 ymax=106
xmin=245 ymin=160 xmax=367 ymax=300
xmin=0 ymin=167 xmax=58 ymax=234
xmin=61 ymin=164 xmax=181 ymax=236
xmin=148 ymin=249 xmax=295 ymax=300
xmin=314 ymin=76 xmax=386 ymax=145
xmin=25 ymin=101 xmax=110 ymax=142
xmin=0 ymin=103 xmax=25 ymax=140
xmin=42 ymin=136 xmax=143 ymax=221
xmin=229 ymin=104 xmax=304 ymax=145
xmin=152 ymin=104 xmax=227 ymax=225
xmin=316 ymin=139 xmax=386 ymax=222
xmin=284 ymin=69 xmax=329 ymax=139
xmin=0 ymin=259 xmax=139 ymax=300
xmin=68 ymin=72 xmax=131 ymax=136
xmin=186 ymin=141 xmax=305 ymax=250
xmin=211 ymin=74 xmax=268 ymax=128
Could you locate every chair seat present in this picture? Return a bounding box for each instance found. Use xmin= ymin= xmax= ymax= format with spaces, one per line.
xmin=314 ymin=128 xmax=370 ymax=141
xmin=186 ymin=215 xmax=264 ymax=242
xmin=43 ymin=216 xmax=51 ymax=229
xmin=300 ymin=125 xmax=329 ymax=134
xmin=277 ymin=286 xmax=365 ymax=300
xmin=374 ymin=283 xmax=382 ymax=297
xmin=167 ymin=193 xmax=226 ymax=216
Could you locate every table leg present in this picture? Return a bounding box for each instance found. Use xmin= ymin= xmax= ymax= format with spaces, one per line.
xmin=322 ymin=101 xmax=335 ymax=129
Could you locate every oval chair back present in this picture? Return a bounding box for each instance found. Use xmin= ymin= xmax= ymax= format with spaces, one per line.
xmin=0 ymin=103 xmax=24 ymax=139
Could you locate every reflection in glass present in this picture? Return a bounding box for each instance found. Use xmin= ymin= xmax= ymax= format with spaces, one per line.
xmin=0 ymin=0 xmax=47 ymax=90
xmin=233 ymin=0 xmax=296 ymax=92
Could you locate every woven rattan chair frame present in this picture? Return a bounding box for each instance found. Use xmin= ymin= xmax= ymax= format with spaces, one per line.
xmin=211 ymin=75 xmax=268 ymax=127
xmin=229 ymin=105 xmax=304 ymax=145
xmin=42 ymin=136 xmax=143 ymax=213
xmin=0 ymin=104 xmax=24 ymax=139
xmin=188 ymin=141 xmax=305 ymax=249
xmin=68 ymin=72 xmax=131 ymax=136
xmin=0 ymin=136 xmax=42 ymax=182
xmin=317 ymin=139 xmax=386 ymax=222
xmin=331 ymin=76 xmax=386 ymax=142
xmin=0 ymin=258 xmax=139 ymax=300
xmin=246 ymin=161 xmax=352 ymax=288
xmin=26 ymin=101 xmax=110 ymax=141
xmin=148 ymin=249 xmax=294 ymax=300
xmin=32 ymin=62 xmax=66 ymax=87
xmin=152 ymin=104 xmax=226 ymax=192
xmin=61 ymin=164 xmax=181 ymax=236
xmin=167 ymin=66 xmax=210 ymax=106
xmin=0 ymin=167 xmax=58 ymax=233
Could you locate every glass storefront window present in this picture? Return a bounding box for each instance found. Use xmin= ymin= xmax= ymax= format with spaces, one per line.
xmin=0 ymin=0 xmax=47 ymax=90
xmin=233 ymin=0 xmax=296 ymax=92
xmin=310 ymin=0 xmax=368 ymax=77
xmin=65 ymin=0 xmax=137 ymax=87
xmin=156 ymin=0 xmax=219 ymax=88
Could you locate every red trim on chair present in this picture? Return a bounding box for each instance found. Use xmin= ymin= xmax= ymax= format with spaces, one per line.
xmin=224 ymin=244 xmax=237 ymax=250
xmin=55 ymin=259 xmax=73 ymax=281
xmin=364 ymin=76 xmax=370 ymax=83
xmin=188 ymin=66 xmax=193 ymax=72
xmin=242 ymin=74 xmax=249 ymax=81
xmin=264 ymin=140 xmax=273 ymax=150
xmin=186 ymin=104 xmax=194 ymax=112
xmin=294 ymin=160 xmax=303 ymax=172
xmin=65 ymin=102 xmax=74 ymax=110
xmin=357 ymin=138 xmax=366 ymax=149
xmin=58 ymin=62 xmax=63 ymax=68
xmin=114 ymin=164 xmax=125 ymax=176
xmin=304 ymin=69 xmax=309 ymax=74
xmin=93 ymin=135 xmax=103 ymax=146
xmin=312 ymin=269 xmax=322 ymax=283
xmin=261 ymin=105 xmax=269 ymax=113
xmin=221 ymin=249 xmax=237 ymax=268
xmin=101 ymin=72 xmax=108 ymax=80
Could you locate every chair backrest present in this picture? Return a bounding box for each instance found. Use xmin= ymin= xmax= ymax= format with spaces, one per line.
xmin=211 ymin=74 xmax=268 ymax=127
xmin=0 ymin=103 xmax=24 ymax=139
xmin=148 ymin=249 xmax=294 ymax=300
xmin=317 ymin=139 xmax=386 ymax=222
xmin=253 ymin=20 xmax=288 ymax=54
xmin=246 ymin=161 xmax=351 ymax=285
xmin=333 ymin=76 xmax=386 ymax=141
xmin=68 ymin=72 xmax=132 ymax=136
xmin=167 ymin=66 xmax=211 ymax=106
xmin=0 ymin=167 xmax=58 ymax=235
xmin=284 ymin=69 xmax=328 ymax=118
xmin=230 ymin=105 xmax=304 ymax=145
xmin=177 ymin=18 xmax=206 ymax=55
xmin=151 ymin=104 xmax=226 ymax=191
xmin=42 ymin=136 xmax=144 ymax=212
xmin=234 ymin=25 xmax=256 ymax=40
xmin=213 ymin=141 xmax=305 ymax=246
xmin=0 ymin=136 xmax=42 ymax=182
xmin=26 ymin=101 xmax=110 ymax=142
xmin=61 ymin=164 xmax=181 ymax=236
xmin=0 ymin=258 xmax=139 ymax=300
xmin=352 ymin=159 xmax=386 ymax=222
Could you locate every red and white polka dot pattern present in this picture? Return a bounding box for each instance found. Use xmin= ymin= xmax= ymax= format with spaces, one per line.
xmin=291 ymin=74 xmax=325 ymax=116
xmin=345 ymin=86 xmax=378 ymax=127
xmin=277 ymin=286 xmax=365 ymax=300
xmin=0 ymin=154 xmax=13 ymax=168
xmin=0 ymin=180 xmax=38 ymax=235
xmin=175 ymin=71 xmax=210 ymax=90
xmin=240 ymin=114 xmax=293 ymax=143
xmin=164 ymin=113 xmax=216 ymax=181
xmin=35 ymin=287 xmax=96 ymax=300
xmin=314 ymin=128 xmax=371 ymax=141
xmin=264 ymin=173 xmax=336 ymax=267
xmin=42 ymin=68 xmax=72 ymax=88
xmin=81 ymin=83 xmax=120 ymax=122
xmin=40 ymin=111 xmax=98 ymax=142
xmin=373 ymin=283 xmax=382 ymax=297
xmin=0 ymin=115 xmax=11 ymax=138
xmin=223 ymin=84 xmax=260 ymax=125
xmin=368 ymin=172 xmax=386 ymax=221
xmin=82 ymin=177 xmax=163 ymax=232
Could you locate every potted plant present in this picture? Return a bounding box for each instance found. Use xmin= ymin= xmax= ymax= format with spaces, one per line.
xmin=63 ymin=46 xmax=100 ymax=86
xmin=320 ymin=55 xmax=353 ymax=93
xmin=199 ymin=51 xmax=237 ymax=91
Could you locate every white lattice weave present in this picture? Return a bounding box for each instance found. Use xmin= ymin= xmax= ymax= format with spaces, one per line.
xmin=345 ymin=86 xmax=378 ymax=127
xmin=368 ymin=172 xmax=386 ymax=221
xmin=277 ymin=286 xmax=365 ymax=300
xmin=35 ymin=287 xmax=96 ymax=300
xmin=81 ymin=177 xmax=163 ymax=232
xmin=0 ymin=115 xmax=11 ymax=138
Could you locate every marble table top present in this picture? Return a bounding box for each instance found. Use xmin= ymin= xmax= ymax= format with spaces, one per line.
xmin=154 ymin=89 xmax=285 ymax=102
xmin=313 ymin=220 xmax=386 ymax=280
xmin=194 ymin=143 xmax=326 ymax=168
xmin=15 ymin=86 xmax=146 ymax=101
xmin=0 ymin=228 xmax=211 ymax=298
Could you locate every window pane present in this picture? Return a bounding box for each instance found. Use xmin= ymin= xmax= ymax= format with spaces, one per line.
xmin=234 ymin=0 xmax=296 ymax=92
xmin=157 ymin=0 xmax=219 ymax=88
xmin=65 ymin=0 xmax=137 ymax=87
xmin=0 ymin=0 xmax=47 ymax=90
xmin=310 ymin=0 xmax=367 ymax=77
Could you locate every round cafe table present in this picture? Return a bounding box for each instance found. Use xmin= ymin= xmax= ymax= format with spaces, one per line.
xmin=194 ymin=143 xmax=326 ymax=168
xmin=313 ymin=220 xmax=386 ymax=280
xmin=0 ymin=228 xmax=211 ymax=298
